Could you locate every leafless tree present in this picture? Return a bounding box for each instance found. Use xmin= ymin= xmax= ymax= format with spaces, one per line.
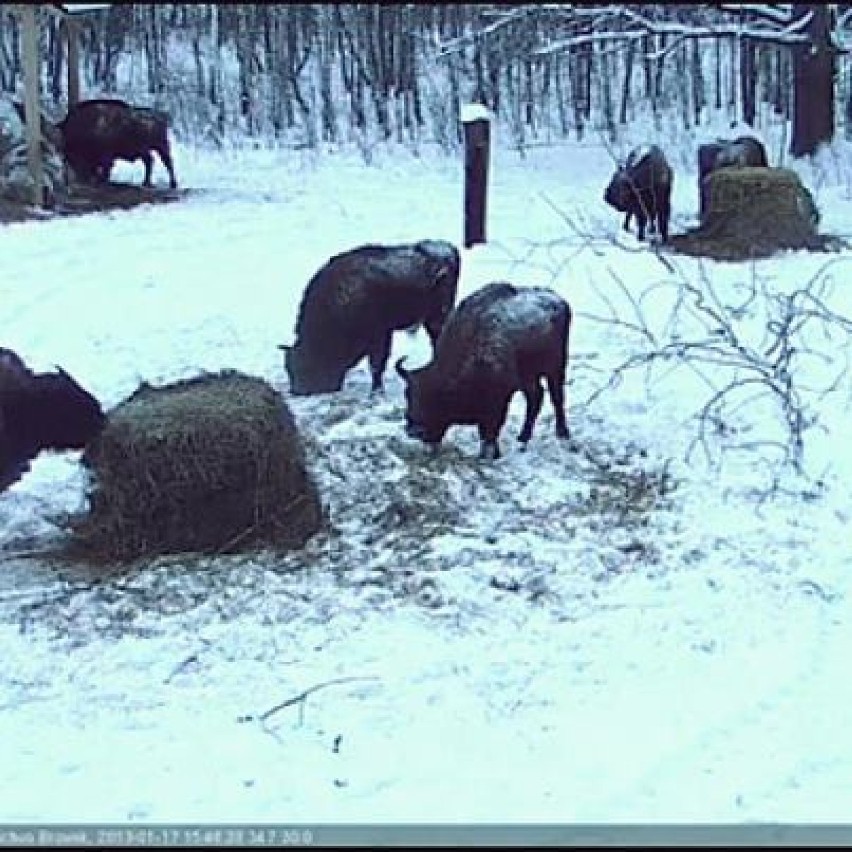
xmin=1 ymin=4 xmax=851 ymax=155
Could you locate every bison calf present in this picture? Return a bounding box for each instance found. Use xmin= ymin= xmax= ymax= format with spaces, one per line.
xmin=0 ymin=348 xmax=106 ymax=491
xmin=604 ymin=145 xmax=673 ymax=242
xmin=58 ymin=98 xmax=177 ymax=189
xmin=281 ymin=240 xmax=461 ymax=396
xmin=396 ymin=281 xmax=572 ymax=460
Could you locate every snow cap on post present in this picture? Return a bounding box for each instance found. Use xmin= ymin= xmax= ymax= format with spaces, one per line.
xmin=460 ymin=102 xmax=490 ymax=124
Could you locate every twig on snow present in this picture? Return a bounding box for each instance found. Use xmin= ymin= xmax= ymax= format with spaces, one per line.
xmin=241 ymin=676 xmax=380 ymax=728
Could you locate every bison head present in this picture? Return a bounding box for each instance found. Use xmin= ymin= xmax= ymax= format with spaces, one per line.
xmin=280 ymin=343 xmax=347 ymax=396
xmin=11 ymin=367 xmax=106 ymax=453
xmin=39 ymin=367 xmax=105 ymax=449
xmin=604 ymin=169 xmax=635 ymax=213
xmin=395 ymin=357 xmax=450 ymax=447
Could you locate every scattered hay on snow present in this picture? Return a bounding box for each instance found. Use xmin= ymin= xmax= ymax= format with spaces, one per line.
xmin=670 ymin=167 xmax=846 ymax=261
xmin=70 ymin=370 xmax=324 ymax=564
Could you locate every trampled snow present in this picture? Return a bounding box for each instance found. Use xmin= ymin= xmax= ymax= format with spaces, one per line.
xmin=1 ymin=131 xmax=851 ymax=830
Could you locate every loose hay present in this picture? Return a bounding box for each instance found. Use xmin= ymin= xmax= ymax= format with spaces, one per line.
xmin=670 ymin=167 xmax=846 ymax=261
xmin=72 ymin=370 xmax=324 ymax=563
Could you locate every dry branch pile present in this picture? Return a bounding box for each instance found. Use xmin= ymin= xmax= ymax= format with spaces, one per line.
xmin=72 ymin=370 xmax=324 ymax=563
xmin=670 ymin=167 xmax=844 ymax=261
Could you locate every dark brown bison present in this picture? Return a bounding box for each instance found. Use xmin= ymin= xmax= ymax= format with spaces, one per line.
xmin=604 ymin=145 xmax=673 ymax=242
xmin=698 ymin=135 xmax=769 ymax=219
xmin=0 ymin=348 xmax=106 ymax=492
xmin=57 ymin=98 xmax=177 ymax=189
xmin=396 ymin=281 xmax=572 ymax=460
xmin=281 ymin=240 xmax=461 ymax=395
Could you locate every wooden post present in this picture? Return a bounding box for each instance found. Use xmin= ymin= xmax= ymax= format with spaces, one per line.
xmin=461 ymin=103 xmax=490 ymax=249
xmin=20 ymin=4 xmax=45 ymax=207
xmin=65 ymin=16 xmax=81 ymax=107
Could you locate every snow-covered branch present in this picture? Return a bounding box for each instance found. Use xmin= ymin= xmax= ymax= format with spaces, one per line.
xmin=435 ymin=3 xmax=817 ymax=63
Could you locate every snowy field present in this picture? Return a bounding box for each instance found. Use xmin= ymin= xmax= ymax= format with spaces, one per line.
xmin=1 ymin=124 xmax=852 ymax=833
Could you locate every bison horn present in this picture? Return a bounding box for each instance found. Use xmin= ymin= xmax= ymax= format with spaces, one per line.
xmin=395 ymin=357 xmax=410 ymax=381
xmin=277 ymin=344 xmax=292 ymax=352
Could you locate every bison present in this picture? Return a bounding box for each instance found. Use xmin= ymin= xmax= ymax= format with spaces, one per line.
xmin=0 ymin=348 xmax=106 ymax=492
xmin=57 ymin=98 xmax=177 ymax=189
xmin=281 ymin=240 xmax=461 ymax=395
xmin=604 ymin=145 xmax=673 ymax=242
xmin=395 ymin=281 xmax=572 ymax=460
xmin=698 ymin=135 xmax=768 ymax=219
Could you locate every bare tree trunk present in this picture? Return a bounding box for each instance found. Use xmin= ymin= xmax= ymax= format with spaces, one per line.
xmin=568 ymin=48 xmax=585 ymax=137
xmin=209 ymin=3 xmax=225 ymax=141
xmin=398 ymin=4 xmax=421 ymax=141
xmin=740 ymin=35 xmax=756 ymax=126
xmin=599 ymin=42 xmax=615 ymax=138
xmin=0 ymin=11 xmax=15 ymax=92
xmin=674 ymin=40 xmax=690 ymax=129
xmin=619 ymin=39 xmax=635 ymax=125
xmin=728 ymin=36 xmax=737 ymax=115
xmin=791 ymin=3 xmax=836 ymax=156
xmin=691 ymin=37 xmax=704 ymax=125
xmin=236 ymin=8 xmax=255 ymax=135
xmin=653 ymin=32 xmax=667 ymax=108
xmin=486 ymin=35 xmax=501 ymax=115
xmin=335 ymin=6 xmax=368 ymax=132
xmin=524 ymin=58 xmax=535 ymax=130
xmin=192 ymin=25 xmax=205 ymax=100
xmin=554 ymin=56 xmax=569 ymax=136
xmin=47 ymin=15 xmax=63 ymax=101
xmin=145 ymin=4 xmax=163 ymax=96
xmin=317 ymin=5 xmax=337 ymax=143
xmin=473 ymin=34 xmax=487 ymax=104
xmin=579 ymin=40 xmax=592 ymax=123
xmin=714 ymin=36 xmax=722 ymax=111
xmin=642 ymin=33 xmax=653 ymax=101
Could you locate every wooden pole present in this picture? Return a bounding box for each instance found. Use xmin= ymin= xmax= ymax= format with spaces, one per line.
xmin=461 ymin=104 xmax=490 ymax=248
xmin=20 ymin=4 xmax=45 ymax=207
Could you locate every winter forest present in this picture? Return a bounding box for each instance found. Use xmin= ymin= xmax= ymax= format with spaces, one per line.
xmin=4 ymin=2 xmax=852 ymax=834
xmin=0 ymin=3 xmax=848 ymax=156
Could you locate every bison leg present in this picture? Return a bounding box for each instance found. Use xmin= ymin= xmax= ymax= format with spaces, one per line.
xmin=622 ymin=212 xmax=632 ymax=232
xmin=634 ymin=211 xmax=648 ymax=241
xmin=478 ymin=425 xmax=501 ymax=460
xmin=517 ymin=380 xmax=544 ymax=446
xmin=157 ymin=146 xmax=178 ymax=189
xmin=657 ymin=197 xmax=671 ymax=243
xmin=368 ymin=332 xmax=393 ymax=394
xmin=545 ymin=371 xmax=570 ymax=440
xmin=93 ymin=160 xmax=111 ymax=184
xmin=141 ymin=152 xmax=154 ymax=187
xmin=478 ymin=400 xmax=510 ymax=459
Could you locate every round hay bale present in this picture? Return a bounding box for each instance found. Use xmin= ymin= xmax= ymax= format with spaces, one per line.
xmin=71 ymin=370 xmax=324 ymax=562
xmin=670 ymin=167 xmax=845 ymax=261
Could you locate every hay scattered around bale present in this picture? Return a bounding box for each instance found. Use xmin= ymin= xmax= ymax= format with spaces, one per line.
xmin=71 ymin=370 xmax=324 ymax=563
xmin=0 ymin=184 xmax=188 ymax=226
xmin=670 ymin=167 xmax=847 ymax=261
xmin=53 ymin=183 xmax=188 ymax=217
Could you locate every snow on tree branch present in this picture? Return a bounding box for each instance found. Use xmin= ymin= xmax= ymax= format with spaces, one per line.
xmin=434 ymin=3 xmax=819 ymax=63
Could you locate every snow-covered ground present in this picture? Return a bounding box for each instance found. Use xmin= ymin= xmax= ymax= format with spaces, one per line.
xmin=1 ymin=128 xmax=852 ymax=830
